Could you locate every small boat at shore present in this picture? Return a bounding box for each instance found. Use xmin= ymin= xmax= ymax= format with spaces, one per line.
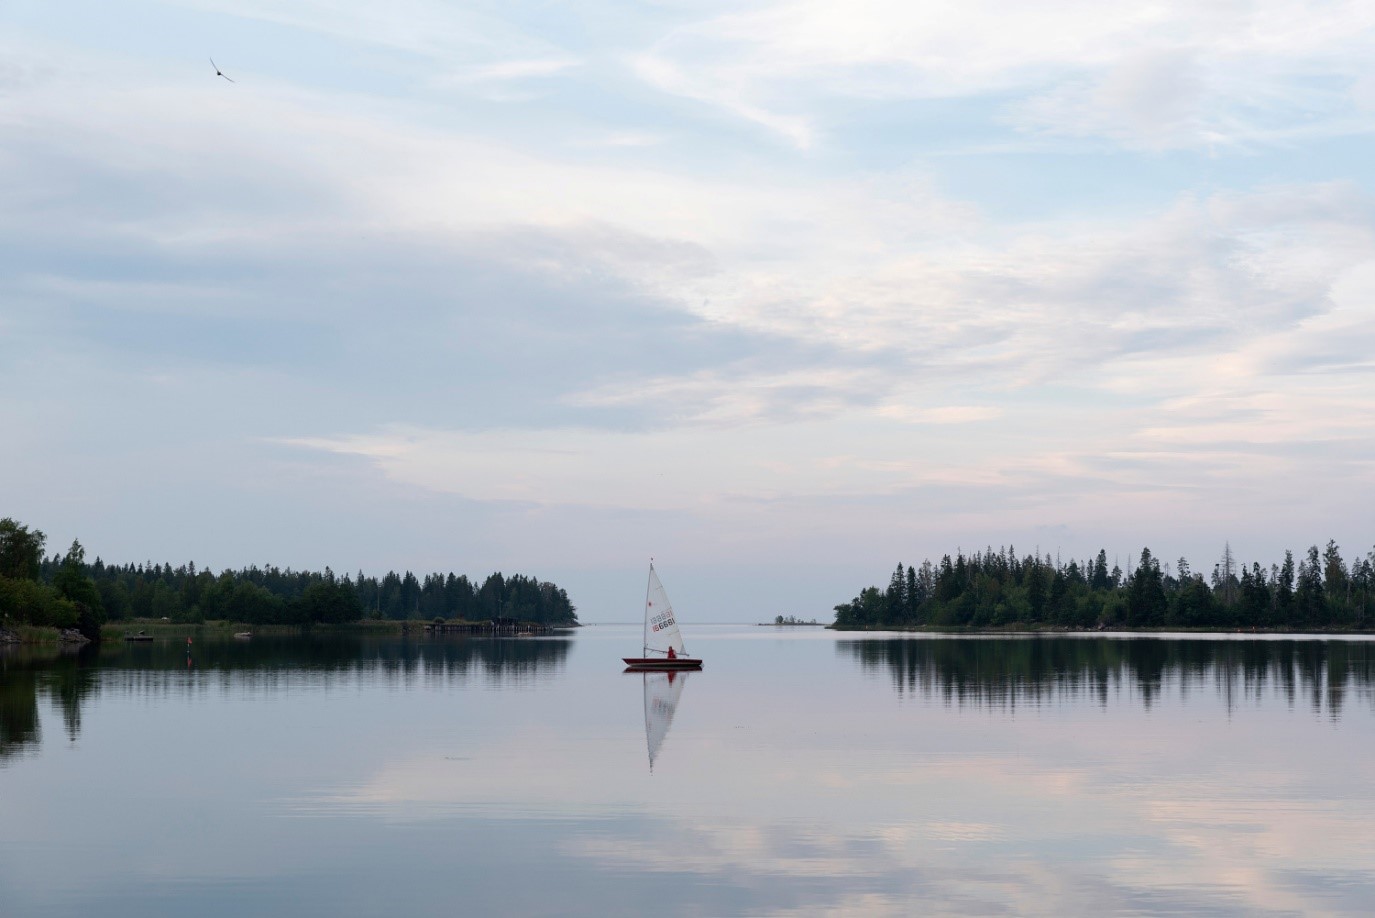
xmin=124 ymin=631 xmax=153 ymax=642
xmin=233 ymin=632 xmax=252 ymax=640
xmin=623 ymin=561 xmax=702 ymax=671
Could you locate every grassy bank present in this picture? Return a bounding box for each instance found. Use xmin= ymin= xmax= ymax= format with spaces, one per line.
xmin=0 ymin=623 xmax=82 ymax=645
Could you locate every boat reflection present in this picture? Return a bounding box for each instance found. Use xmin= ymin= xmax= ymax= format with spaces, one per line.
xmin=640 ymin=669 xmax=690 ymax=771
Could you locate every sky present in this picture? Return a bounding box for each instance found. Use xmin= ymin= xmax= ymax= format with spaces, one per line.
xmin=2 ymin=0 xmax=1373 ymax=621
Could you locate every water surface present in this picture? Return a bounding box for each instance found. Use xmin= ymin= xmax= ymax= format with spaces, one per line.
xmin=2 ymin=627 xmax=1373 ymax=916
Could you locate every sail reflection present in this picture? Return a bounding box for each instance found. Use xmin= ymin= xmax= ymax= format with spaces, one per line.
xmin=840 ymin=636 xmax=1375 ymax=717
xmin=641 ymin=670 xmax=690 ymax=771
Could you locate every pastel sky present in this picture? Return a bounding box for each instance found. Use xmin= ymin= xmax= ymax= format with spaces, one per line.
xmin=2 ymin=0 xmax=1373 ymax=620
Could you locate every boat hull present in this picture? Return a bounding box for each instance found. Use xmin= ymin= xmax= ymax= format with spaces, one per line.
xmin=622 ymin=657 xmax=702 ymax=671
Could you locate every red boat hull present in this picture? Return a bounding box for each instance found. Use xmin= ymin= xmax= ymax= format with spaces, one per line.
xmin=622 ymin=657 xmax=703 ymax=671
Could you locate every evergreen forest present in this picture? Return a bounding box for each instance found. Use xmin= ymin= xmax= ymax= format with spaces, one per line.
xmin=0 ymin=517 xmax=578 ymax=639
xmin=833 ymin=542 xmax=1375 ymax=631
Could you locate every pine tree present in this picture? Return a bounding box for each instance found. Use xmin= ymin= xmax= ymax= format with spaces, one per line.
xmin=1090 ymin=550 xmax=1110 ymax=591
xmin=905 ymin=564 xmax=918 ymax=618
xmin=1296 ymin=546 xmax=1324 ymax=623
xmin=1323 ymin=540 xmax=1349 ymax=618
xmin=886 ymin=564 xmax=907 ymax=624
xmin=1126 ymin=548 xmax=1166 ymax=627
xmin=1214 ymin=543 xmax=1237 ymax=606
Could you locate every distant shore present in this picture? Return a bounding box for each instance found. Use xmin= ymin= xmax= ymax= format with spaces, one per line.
xmin=0 ymin=618 xmax=577 ymax=646
xmin=10 ymin=620 xmax=1371 ymax=646
xmin=829 ymin=623 xmax=1375 ymax=635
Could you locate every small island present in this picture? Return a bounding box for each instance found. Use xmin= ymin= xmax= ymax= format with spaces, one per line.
xmin=760 ymin=615 xmax=825 ymax=626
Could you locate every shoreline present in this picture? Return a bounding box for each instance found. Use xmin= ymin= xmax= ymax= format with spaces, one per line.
xmin=10 ymin=620 xmax=1372 ymax=645
xmin=1 ymin=618 xmax=578 ymax=645
xmin=828 ymin=623 xmax=1375 ymax=635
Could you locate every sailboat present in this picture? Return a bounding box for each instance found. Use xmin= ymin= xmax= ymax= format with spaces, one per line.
xmin=622 ymin=561 xmax=703 ymax=670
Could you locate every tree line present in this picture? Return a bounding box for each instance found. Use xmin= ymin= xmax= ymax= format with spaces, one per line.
xmin=0 ymin=516 xmax=578 ymax=638
xmin=833 ymin=541 xmax=1375 ymax=631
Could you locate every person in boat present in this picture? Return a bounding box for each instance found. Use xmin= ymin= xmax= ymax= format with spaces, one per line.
xmin=667 ymin=647 xmax=676 ymax=660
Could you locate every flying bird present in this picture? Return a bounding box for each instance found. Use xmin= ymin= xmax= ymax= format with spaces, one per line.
xmin=210 ymin=57 xmax=235 ymax=82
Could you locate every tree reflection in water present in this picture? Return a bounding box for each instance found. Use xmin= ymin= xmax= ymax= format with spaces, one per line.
xmin=0 ymin=635 xmax=572 ymax=759
xmin=839 ymin=636 xmax=1375 ymax=717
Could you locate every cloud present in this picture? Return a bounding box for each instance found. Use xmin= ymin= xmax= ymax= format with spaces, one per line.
xmin=460 ymin=58 xmax=582 ymax=82
xmin=1016 ymin=49 xmax=1206 ymax=149
xmin=630 ymin=51 xmax=816 ymax=149
xmin=427 ymin=56 xmax=585 ymax=101
xmin=180 ymin=0 xmax=545 ymax=63
xmin=565 ymin=366 xmax=889 ymax=425
xmin=30 ymin=28 xmax=1369 ymax=401
xmin=874 ymin=405 xmax=1003 ymax=425
xmin=279 ymin=420 xmax=954 ymax=511
xmin=9 ymin=36 xmax=1368 ymax=558
xmin=632 ymin=0 xmax=1375 ymax=149
xmin=575 ymin=130 xmax=668 ymax=149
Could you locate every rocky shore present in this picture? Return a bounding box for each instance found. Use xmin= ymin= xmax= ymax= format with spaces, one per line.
xmin=0 ymin=626 xmax=91 ymax=645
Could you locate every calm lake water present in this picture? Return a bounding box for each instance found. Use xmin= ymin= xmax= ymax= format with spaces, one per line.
xmin=3 ymin=625 xmax=1374 ymax=916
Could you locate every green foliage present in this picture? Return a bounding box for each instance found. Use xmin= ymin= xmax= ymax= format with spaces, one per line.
xmin=833 ymin=586 xmax=885 ymax=630
xmin=66 ymin=562 xmax=577 ymax=628
xmin=835 ymin=540 xmax=1375 ymax=632
xmin=225 ymin=581 xmax=282 ymax=624
xmin=0 ymin=518 xmax=46 ymax=581
xmin=296 ymin=580 xmax=362 ymax=625
xmin=0 ymin=576 xmax=79 ymax=628
xmin=52 ymin=540 xmax=106 ymax=640
xmin=0 ymin=527 xmax=94 ymax=633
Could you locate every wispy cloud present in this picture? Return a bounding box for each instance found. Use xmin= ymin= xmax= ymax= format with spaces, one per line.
xmin=632 ymin=0 xmax=1375 ymax=150
xmin=630 ymin=51 xmax=816 ymax=149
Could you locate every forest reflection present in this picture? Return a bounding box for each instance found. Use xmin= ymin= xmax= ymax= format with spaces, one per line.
xmin=840 ymin=636 xmax=1375 ymax=717
xmin=0 ymin=635 xmax=571 ymax=759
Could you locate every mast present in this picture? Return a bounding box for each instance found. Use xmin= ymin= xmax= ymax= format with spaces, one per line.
xmin=643 ymin=558 xmax=653 ymax=656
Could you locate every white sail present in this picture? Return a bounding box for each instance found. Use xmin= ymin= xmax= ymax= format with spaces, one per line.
xmin=643 ymin=670 xmax=689 ymax=769
xmin=643 ymin=563 xmax=687 ymax=657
